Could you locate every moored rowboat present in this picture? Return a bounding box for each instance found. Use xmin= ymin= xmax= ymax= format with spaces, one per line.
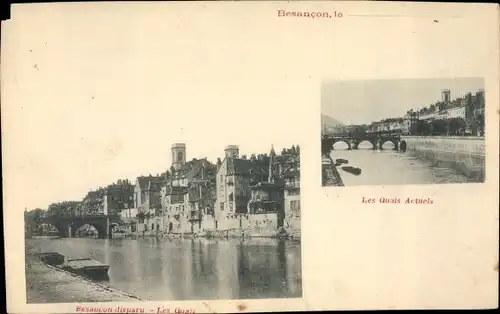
xmin=341 ymin=166 xmax=362 ymax=175
xmin=61 ymin=258 xmax=110 ymax=278
xmin=336 ymin=158 xmax=348 ymax=164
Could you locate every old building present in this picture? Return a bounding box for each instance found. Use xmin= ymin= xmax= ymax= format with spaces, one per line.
xmin=215 ymin=145 xmax=268 ymax=230
xmin=80 ymin=190 xmax=105 ymax=215
xmin=446 ymin=106 xmax=466 ymax=119
xmin=103 ymin=180 xmax=135 ymax=216
xmin=245 ymin=148 xmax=288 ymax=236
xmin=133 ymin=175 xmax=163 ymax=213
xmin=279 ymin=154 xmax=300 ymax=218
xmin=162 ymin=185 xmax=189 ymax=233
xmin=159 ymin=143 xmax=218 ymax=234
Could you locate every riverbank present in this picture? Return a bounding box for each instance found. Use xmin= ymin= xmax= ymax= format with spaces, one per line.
xmin=322 ymin=155 xmax=345 ymax=186
xmin=25 ymin=245 xmax=141 ymax=303
xmin=400 ymin=136 xmax=485 ymax=181
xmin=128 ymin=228 xmax=301 ymax=241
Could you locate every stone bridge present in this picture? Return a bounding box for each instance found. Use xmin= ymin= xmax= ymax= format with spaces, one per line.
xmin=29 ymin=213 xmax=123 ymax=239
xmin=321 ymin=131 xmax=402 ymax=155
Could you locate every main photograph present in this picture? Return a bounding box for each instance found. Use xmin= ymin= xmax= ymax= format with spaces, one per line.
xmin=321 ymin=78 xmax=486 ymax=187
xmin=25 ymin=142 xmax=302 ymax=302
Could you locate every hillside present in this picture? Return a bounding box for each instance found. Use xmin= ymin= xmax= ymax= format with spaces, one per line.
xmin=321 ymin=114 xmax=344 ymax=128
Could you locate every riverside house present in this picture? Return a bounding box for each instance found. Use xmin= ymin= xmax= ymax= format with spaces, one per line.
xmin=159 ymin=143 xmax=218 ymax=234
xmin=214 ymin=145 xmax=269 ymax=231
xmin=133 ymin=175 xmax=163 ymax=233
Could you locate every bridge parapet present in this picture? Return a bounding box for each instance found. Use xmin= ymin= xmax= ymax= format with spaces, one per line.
xmin=322 ymin=132 xmax=402 ymax=151
xmin=36 ymin=212 xmax=122 ymax=239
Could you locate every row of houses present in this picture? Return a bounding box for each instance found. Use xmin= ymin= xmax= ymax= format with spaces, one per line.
xmin=74 ymin=143 xmax=301 ymax=236
xmin=367 ymin=89 xmax=485 ymax=135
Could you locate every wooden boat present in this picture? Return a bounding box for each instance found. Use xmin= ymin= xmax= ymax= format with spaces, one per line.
xmin=336 ymin=158 xmax=349 ymax=164
xmin=37 ymin=252 xmax=65 ymax=266
xmin=341 ymin=166 xmax=362 ymax=175
xmin=61 ymin=258 xmax=110 ymax=278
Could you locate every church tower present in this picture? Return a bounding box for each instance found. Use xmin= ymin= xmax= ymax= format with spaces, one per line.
xmin=171 ymin=143 xmax=186 ymax=171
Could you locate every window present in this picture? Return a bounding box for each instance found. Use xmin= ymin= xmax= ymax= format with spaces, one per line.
xmin=177 ymin=151 xmax=183 ymax=162
xmin=220 ymin=202 xmax=224 ymax=211
xmin=152 ymin=223 xmax=155 ymax=230
xmin=291 ymin=200 xmax=301 ymax=212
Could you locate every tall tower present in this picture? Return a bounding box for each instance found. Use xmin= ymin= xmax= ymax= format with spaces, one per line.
xmin=224 ymin=145 xmax=239 ymax=158
xmin=268 ymin=145 xmax=277 ymax=183
xmin=442 ymin=89 xmax=451 ymax=103
xmin=171 ymin=143 xmax=186 ymax=171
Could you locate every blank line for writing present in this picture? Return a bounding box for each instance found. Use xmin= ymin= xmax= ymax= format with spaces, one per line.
xmin=348 ymin=14 xmax=461 ymax=18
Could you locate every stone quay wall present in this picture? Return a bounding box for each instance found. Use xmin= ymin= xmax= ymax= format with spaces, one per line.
xmin=400 ymin=136 xmax=485 ymax=180
xmin=136 ymin=213 xmax=301 ymax=239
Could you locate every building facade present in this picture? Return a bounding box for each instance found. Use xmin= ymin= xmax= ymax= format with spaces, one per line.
xmin=154 ymin=143 xmax=218 ymax=234
xmin=103 ymin=180 xmax=135 ymax=216
xmin=214 ymin=147 xmax=268 ymax=230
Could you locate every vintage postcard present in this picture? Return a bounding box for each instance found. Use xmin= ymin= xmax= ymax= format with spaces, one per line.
xmin=2 ymin=1 xmax=499 ymax=313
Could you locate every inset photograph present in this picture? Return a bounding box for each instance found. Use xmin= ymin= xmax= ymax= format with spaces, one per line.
xmin=321 ymin=78 xmax=485 ymax=187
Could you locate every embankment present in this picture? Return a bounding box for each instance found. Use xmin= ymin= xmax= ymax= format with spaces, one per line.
xmin=25 ymin=244 xmax=141 ymax=303
xmin=400 ymin=136 xmax=485 ymax=181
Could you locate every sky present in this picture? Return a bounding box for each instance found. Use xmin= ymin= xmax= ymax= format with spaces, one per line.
xmin=321 ymin=78 xmax=485 ymax=125
xmin=3 ymin=5 xmax=314 ymax=210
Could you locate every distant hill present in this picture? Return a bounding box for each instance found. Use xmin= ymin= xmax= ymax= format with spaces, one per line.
xmin=321 ymin=114 xmax=344 ymax=129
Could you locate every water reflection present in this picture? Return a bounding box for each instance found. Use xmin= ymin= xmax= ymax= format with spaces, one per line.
xmin=28 ymin=237 xmax=302 ymax=300
xmin=331 ymin=141 xmax=473 ymax=185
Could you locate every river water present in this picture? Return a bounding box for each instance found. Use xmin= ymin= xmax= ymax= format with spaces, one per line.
xmin=331 ymin=142 xmax=475 ymax=185
xmin=27 ymin=237 xmax=302 ymax=301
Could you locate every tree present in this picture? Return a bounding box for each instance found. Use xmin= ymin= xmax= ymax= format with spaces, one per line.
xmin=216 ymin=158 xmax=222 ymax=167
xmin=47 ymin=201 xmax=81 ymax=216
xmin=250 ymin=154 xmax=257 ymax=161
xmin=416 ymin=120 xmax=430 ymax=135
xmin=136 ymin=212 xmax=146 ymax=223
xmin=296 ymin=145 xmax=300 ymax=154
xmin=241 ymin=154 xmax=247 ymax=160
xmin=430 ymin=119 xmax=447 ymax=136
xmin=448 ymin=117 xmax=466 ymax=135
xmin=281 ymin=148 xmax=287 ymax=155
xmin=476 ymin=113 xmax=485 ymax=136
xmin=25 ymin=208 xmax=44 ymax=223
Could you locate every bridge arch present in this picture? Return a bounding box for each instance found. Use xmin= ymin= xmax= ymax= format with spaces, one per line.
xmin=71 ymin=221 xmax=108 ymax=238
xmin=354 ymin=139 xmax=377 ymax=149
xmin=332 ymin=139 xmax=351 ymax=150
xmin=378 ymin=138 xmax=399 ymax=150
xmin=73 ymin=223 xmax=100 ymax=237
xmin=35 ymin=223 xmax=62 ymax=236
